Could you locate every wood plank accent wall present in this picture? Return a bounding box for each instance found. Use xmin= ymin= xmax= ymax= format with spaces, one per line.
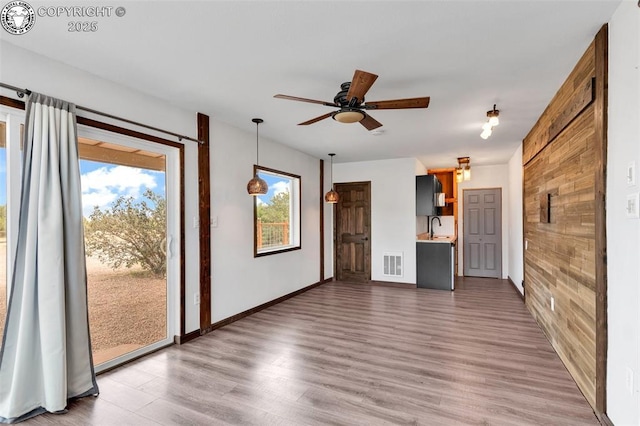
xmin=523 ymin=27 xmax=607 ymax=414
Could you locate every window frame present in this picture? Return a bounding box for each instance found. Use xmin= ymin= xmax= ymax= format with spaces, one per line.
xmin=253 ymin=165 xmax=301 ymax=257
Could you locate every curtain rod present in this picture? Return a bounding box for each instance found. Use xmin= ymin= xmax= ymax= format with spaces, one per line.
xmin=0 ymin=82 xmax=203 ymax=144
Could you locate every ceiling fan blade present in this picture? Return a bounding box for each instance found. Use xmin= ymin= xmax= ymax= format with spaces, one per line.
xmin=359 ymin=113 xmax=383 ymax=131
xmin=346 ymin=70 xmax=378 ymax=104
xmin=298 ymin=112 xmax=333 ymax=125
xmin=364 ymin=97 xmax=431 ymax=110
xmin=274 ymin=94 xmax=336 ymax=107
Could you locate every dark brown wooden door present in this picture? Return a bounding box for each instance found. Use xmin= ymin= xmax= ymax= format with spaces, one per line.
xmin=335 ymin=182 xmax=371 ymax=283
xmin=463 ymin=188 xmax=502 ymax=278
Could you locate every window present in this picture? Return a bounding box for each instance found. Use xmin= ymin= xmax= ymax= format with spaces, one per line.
xmin=254 ymin=166 xmax=301 ymax=256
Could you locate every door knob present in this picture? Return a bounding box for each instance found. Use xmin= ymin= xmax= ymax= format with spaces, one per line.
xmin=362 ymin=237 xmax=369 ymax=241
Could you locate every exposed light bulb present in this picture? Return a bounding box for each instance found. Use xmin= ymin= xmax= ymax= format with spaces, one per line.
xmin=482 ymin=121 xmax=493 ymax=131
xmin=480 ymin=128 xmax=492 ymax=139
xmin=488 ymin=116 xmax=500 ymax=127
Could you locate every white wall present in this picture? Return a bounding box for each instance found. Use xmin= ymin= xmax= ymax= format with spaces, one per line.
xmin=607 ymin=2 xmax=640 ymax=424
xmin=0 ymin=41 xmax=201 ymax=334
xmin=334 ymin=158 xmax=417 ymax=284
xmin=210 ymin=121 xmax=321 ymax=322
xmin=507 ymin=145 xmax=524 ymax=293
xmin=456 ymin=164 xmax=510 ymax=278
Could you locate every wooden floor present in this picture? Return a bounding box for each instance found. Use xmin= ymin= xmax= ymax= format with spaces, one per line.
xmin=27 ymin=278 xmax=598 ymax=425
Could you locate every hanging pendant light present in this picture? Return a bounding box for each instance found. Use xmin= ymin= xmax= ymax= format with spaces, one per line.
xmin=247 ymin=118 xmax=268 ymax=196
xmin=325 ymin=153 xmax=339 ymax=204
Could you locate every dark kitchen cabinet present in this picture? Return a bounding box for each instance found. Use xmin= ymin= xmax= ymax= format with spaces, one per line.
xmin=416 ymin=174 xmax=442 ymax=216
xmin=417 ymin=241 xmax=455 ymax=290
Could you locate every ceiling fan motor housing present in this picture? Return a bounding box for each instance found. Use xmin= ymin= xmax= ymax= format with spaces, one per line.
xmin=334 ymin=82 xmax=364 ymax=107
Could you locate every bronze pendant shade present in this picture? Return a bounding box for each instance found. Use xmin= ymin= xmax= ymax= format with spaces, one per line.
xmin=325 ymin=153 xmax=339 ymax=203
xmin=247 ymin=118 xmax=268 ymax=196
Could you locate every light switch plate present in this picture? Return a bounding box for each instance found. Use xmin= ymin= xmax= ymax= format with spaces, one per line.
xmin=627 ymin=161 xmax=636 ymax=186
xmin=626 ymin=193 xmax=639 ymax=218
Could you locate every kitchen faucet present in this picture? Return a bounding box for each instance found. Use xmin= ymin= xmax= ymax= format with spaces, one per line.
xmin=430 ymin=216 xmax=441 ymax=239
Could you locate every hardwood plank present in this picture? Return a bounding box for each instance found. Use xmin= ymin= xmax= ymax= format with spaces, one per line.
xmin=24 ymin=279 xmax=597 ymax=425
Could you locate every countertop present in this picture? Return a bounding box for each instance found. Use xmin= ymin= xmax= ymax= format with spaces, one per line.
xmin=416 ymin=233 xmax=457 ymax=244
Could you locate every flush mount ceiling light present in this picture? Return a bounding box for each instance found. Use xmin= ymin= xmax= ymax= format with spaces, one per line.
xmin=481 ymin=104 xmax=500 ymax=139
xmin=247 ymin=118 xmax=268 ymax=196
xmin=325 ymin=153 xmax=339 ymax=204
xmin=456 ymin=157 xmax=471 ymax=183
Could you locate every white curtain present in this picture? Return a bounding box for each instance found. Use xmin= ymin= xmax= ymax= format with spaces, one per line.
xmin=0 ymin=93 xmax=98 ymax=423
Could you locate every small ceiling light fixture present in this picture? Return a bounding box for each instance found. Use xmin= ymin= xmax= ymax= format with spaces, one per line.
xmin=456 ymin=157 xmax=471 ymax=183
xmin=247 ymin=118 xmax=269 ymax=196
xmin=325 ymin=153 xmax=339 ymax=204
xmin=480 ymin=104 xmax=500 ymax=139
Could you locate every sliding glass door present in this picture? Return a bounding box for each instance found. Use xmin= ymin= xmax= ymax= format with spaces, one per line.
xmin=78 ymin=128 xmax=180 ymax=371
xmin=0 ymin=106 xmax=180 ymax=372
xmin=0 ymin=112 xmax=22 ymax=345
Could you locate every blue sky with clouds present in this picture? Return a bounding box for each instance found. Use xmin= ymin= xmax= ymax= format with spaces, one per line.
xmin=256 ymin=172 xmax=290 ymax=206
xmin=80 ymin=160 xmax=165 ymax=216
xmin=0 ymin=153 xmax=166 ymax=214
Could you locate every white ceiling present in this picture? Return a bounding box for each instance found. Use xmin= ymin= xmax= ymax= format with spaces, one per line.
xmin=1 ymin=1 xmax=621 ymax=167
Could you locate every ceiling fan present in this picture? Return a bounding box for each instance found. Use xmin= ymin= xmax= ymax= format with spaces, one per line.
xmin=274 ymin=70 xmax=430 ymax=131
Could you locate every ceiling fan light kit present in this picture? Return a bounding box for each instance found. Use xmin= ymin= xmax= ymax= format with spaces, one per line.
xmin=333 ymin=108 xmax=365 ymax=124
xmin=247 ymin=118 xmax=269 ymax=196
xmin=274 ymin=69 xmax=430 ymax=131
xmin=480 ymin=104 xmax=500 ymax=139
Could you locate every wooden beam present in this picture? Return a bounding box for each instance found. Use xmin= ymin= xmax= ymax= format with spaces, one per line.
xmin=593 ymin=23 xmax=608 ymax=417
xmin=197 ymin=113 xmax=212 ymax=333
xmin=320 ymin=159 xmax=325 ymax=283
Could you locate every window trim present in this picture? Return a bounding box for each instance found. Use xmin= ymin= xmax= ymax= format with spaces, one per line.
xmin=253 ymin=165 xmax=301 ymax=257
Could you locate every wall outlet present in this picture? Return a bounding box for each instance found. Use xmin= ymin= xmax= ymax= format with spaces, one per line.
xmin=550 ymin=296 xmax=555 ymax=312
xmin=626 ymin=367 xmax=634 ymax=394
xmin=211 ymin=216 xmax=218 ymax=228
xmin=194 ymin=292 xmax=200 ymax=305
xmin=193 ymin=216 xmax=199 ymax=228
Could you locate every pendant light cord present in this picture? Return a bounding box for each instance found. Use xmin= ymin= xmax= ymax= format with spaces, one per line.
xmin=256 ymin=121 xmax=259 ymax=166
xmin=329 ymin=153 xmax=336 ymax=189
xmin=252 ymin=118 xmax=263 ymax=167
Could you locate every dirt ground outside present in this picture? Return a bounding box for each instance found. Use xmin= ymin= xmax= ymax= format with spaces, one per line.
xmin=0 ymin=242 xmax=166 ymax=366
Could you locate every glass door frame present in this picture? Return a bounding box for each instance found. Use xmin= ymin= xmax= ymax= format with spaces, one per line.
xmin=78 ymin=125 xmax=181 ymax=373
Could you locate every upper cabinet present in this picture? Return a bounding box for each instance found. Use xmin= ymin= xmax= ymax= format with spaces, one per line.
xmin=416 ymin=174 xmax=442 ymax=216
xmin=428 ymin=168 xmax=457 ymax=216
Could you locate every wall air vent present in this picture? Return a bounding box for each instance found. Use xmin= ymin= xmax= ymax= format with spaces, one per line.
xmin=383 ymin=252 xmax=403 ymax=277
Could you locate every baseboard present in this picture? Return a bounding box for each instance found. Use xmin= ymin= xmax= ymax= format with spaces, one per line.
xmin=174 ymin=329 xmax=201 ymax=345
xmin=507 ymin=276 xmax=525 ymax=301
xmin=598 ymin=412 xmax=614 ymax=426
xmin=205 ymin=278 xmax=331 ymax=334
